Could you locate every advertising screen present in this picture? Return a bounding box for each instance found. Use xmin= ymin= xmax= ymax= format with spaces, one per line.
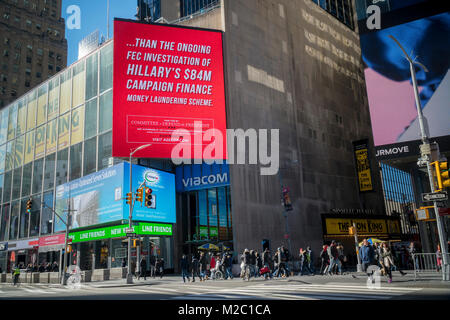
xmin=360 ymin=11 xmax=450 ymax=156
xmin=54 ymin=163 xmax=176 ymax=232
xmin=113 ymin=19 xmax=227 ymax=160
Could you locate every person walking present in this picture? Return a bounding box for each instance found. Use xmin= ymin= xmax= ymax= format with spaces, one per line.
xmin=337 ymin=243 xmax=346 ymax=274
xmin=299 ymin=248 xmax=305 ymax=275
xmin=180 ymin=254 xmax=191 ymax=283
xmin=138 ymin=256 xmax=147 ymax=280
xmin=283 ymin=247 xmax=291 ymax=276
xmin=359 ymin=239 xmax=375 ymax=275
xmin=210 ymin=254 xmax=216 ymax=280
xmin=408 ymin=242 xmax=419 ymax=270
xmin=381 ymin=242 xmax=395 ymax=283
xmin=12 ymin=265 xmax=20 ymax=286
xmin=155 ymin=258 xmax=164 ymax=279
xmin=149 ymin=255 xmax=156 ymax=279
xmin=249 ymin=250 xmax=257 ymax=278
xmin=199 ymin=252 xmax=207 ymax=281
xmin=272 ymin=249 xmax=279 ymax=277
xmin=275 ymin=247 xmax=288 ymax=278
xmin=319 ymin=245 xmax=329 ymax=275
xmin=436 ymin=244 xmax=442 ymax=272
xmin=52 ymin=261 xmax=59 ymax=272
xmin=255 ymin=251 xmax=263 ymax=277
xmin=241 ymin=249 xmax=251 ymax=280
xmin=224 ymin=253 xmax=233 ymax=279
xmin=191 ymin=254 xmax=201 ymax=282
xmin=327 ymin=241 xmax=342 ymax=275
xmin=262 ymin=248 xmax=273 ymax=279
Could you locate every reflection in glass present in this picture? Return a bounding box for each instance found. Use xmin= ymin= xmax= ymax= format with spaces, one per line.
xmin=29 ymin=194 xmax=41 ymax=237
xmin=21 ymin=163 xmax=32 ymax=197
xmin=19 ymin=198 xmax=29 ymax=238
xmin=100 ymin=43 xmax=113 ymax=93
xmin=43 ymin=153 xmax=56 ymax=191
xmin=32 ymin=158 xmax=44 ymax=195
xmin=55 ymin=148 xmax=68 ymax=187
xmin=41 ymin=190 xmax=53 ymax=235
xmin=86 ymin=53 xmax=98 ymax=100
xmin=98 ymin=132 xmax=112 ymax=170
xmin=85 ymin=98 xmax=97 ymax=139
xmin=9 ymin=200 xmax=19 ymax=240
xmin=70 ymin=142 xmax=82 ymax=180
xmin=0 ymin=203 xmax=10 ymax=241
xmin=12 ymin=167 xmax=22 ymax=200
xmin=99 ymin=91 xmax=112 ymax=133
xmin=72 ymin=61 xmax=86 ymax=107
xmin=83 ymin=137 xmax=96 ymax=176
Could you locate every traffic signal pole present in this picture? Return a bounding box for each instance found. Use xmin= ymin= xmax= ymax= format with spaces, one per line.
xmin=389 ymin=35 xmax=449 ymax=281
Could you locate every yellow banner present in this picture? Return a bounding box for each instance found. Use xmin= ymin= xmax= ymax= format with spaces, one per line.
xmin=35 ymin=125 xmax=46 ymax=159
xmin=58 ymin=113 xmax=70 ymax=150
xmin=24 ymin=130 xmax=35 ymax=164
xmin=71 ymin=106 xmax=85 ymax=146
xmin=27 ymin=95 xmax=37 ymax=131
xmin=46 ymin=119 xmax=58 ymax=155
xmin=14 ymin=135 xmax=24 ymax=168
xmin=355 ymin=148 xmax=373 ymax=192
xmin=325 ymin=218 xmax=388 ymax=235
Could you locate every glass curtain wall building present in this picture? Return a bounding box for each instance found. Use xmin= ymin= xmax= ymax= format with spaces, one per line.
xmin=137 ymin=0 xmax=161 ymax=22
xmin=0 ymin=41 xmax=115 ymax=272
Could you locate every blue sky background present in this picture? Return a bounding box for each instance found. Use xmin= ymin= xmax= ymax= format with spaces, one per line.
xmin=62 ymin=0 xmax=137 ymax=65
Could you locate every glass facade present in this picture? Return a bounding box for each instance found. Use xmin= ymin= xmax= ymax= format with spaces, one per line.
xmin=0 ymin=42 xmax=114 ymax=244
xmin=311 ymin=0 xmax=355 ymax=30
xmin=180 ymin=0 xmax=219 ymax=18
xmin=137 ymin=0 xmax=161 ymax=22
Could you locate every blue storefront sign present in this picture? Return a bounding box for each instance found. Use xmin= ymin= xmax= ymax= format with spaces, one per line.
xmin=176 ymin=163 xmax=230 ymax=192
xmin=55 ymin=163 xmax=176 ymax=232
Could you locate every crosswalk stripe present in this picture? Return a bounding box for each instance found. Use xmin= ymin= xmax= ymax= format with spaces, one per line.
xmin=247 ymin=286 xmax=407 ymax=296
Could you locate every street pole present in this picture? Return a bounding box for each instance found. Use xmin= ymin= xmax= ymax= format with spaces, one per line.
xmin=62 ymin=199 xmax=71 ymax=285
xmin=389 ymin=35 xmax=449 ymax=281
xmin=353 ymin=223 xmax=362 ymax=272
xmin=127 ymin=144 xmax=152 ymax=284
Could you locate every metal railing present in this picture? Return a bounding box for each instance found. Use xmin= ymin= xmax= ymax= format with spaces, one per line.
xmin=412 ymin=253 xmax=450 ymax=281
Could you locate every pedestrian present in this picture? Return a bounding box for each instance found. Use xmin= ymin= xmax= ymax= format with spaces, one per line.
xmin=436 ymin=244 xmax=442 ymax=272
xmin=38 ymin=263 xmax=45 ymax=273
xmin=272 ymin=249 xmax=279 ymax=277
xmin=381 ymin=242 xmax=394 ymax=283
xmin=262 ymin=248 xmax=273 ymax=279
xmin=180 ymin=254 xmax=190 ymax=283
xmin=241 ymin=249 xmax=251 ymax=280
xmin=26 ymin=263 xmax=33 ymax=273
xmin=319 ymin=245 xmax=329 ymax=275
xmin=249 ymin=250 xmax=257 ymax=278
xmin=359 ymin=239 xmax=375 ymax=275
xmin=224 ymin=253 xmax=233 ymax=279
xmin=283 ymin=247 xmax=291 ymax=276
xmin=12 ymin=265 xmax=20 ymax=286
xmin=305 ymin=246 xmax=314 ymax=275
xmin=149 ymin=255 xmax=156 ymax=278
xmin=191 ymin=254 xmax=201 ymax=282
xmin=52 ymin=261 xmax=59 ymax=272
xmin=45 ymin=262 xmax=51 ymax=272
xmin=210 ymin=254 xmax=216 ymax=279
xmin=337 ymin=243 xmax=346 ymax=274
xmin=138 ymin=256 xmax=147 ymax=280
xmin=256 ymin=251 xmax=263 ymax=277
xmin=275 ymin=247 xmax=288 ymax=278
xmin=408 ymin=242 xmax=419 ymax=270
xmin=199 ymin=252 xmax=207 ymax=281
xmin=156 ymin=258 xmax=164 ymax=279
xmin=299 ymin=248 xmax=304 ymax=275
xmin=327 ymin=241 xmax=342 ymax=275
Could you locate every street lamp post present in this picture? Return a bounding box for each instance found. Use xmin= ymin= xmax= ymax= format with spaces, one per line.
xmin=126 ymin=144 xmax=152 ymax=284
xmin=389 ymin=35 xmax=449 ymax=281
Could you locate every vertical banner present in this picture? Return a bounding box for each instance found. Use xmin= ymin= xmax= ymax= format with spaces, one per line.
xmin=112 ymin=19 xmax=227 ymax=160
xmin=353 ymin=139 xmax=374 ymax=192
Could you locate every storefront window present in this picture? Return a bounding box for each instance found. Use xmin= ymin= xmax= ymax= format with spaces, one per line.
xmin=12 ymin=167 xmax=22 ymax=200
xmin=37 ymin=84 xmax=48 ymax=127
xmin=100 ymin=43 xmax=113 ymax=93
xmin=0 ymin=204 xmax=10 ymax=241
xmin=7 ymin=103 xmax=17 ymax=141
xmin=218 ymin=187 xmax=227 ymax=227
xmin=95 ymin=240 xmax=110 ymax=269
xmin=86 ymin=53 xmax=98 ymax=101
xmin=55 ymin=148 xmax=68 ymax=187
xmin=70 ymin=142 xmax=82 ymax=181
xmin=43 ymin=153 xmax=56 ymax=191
xmin=111 ymin=238 xmax=127 ymax=269
xmin=198 ymin=190 xmax=207 ymax=239
xmin=71 ymin=105 xmax=84 ymax=146
xmin=19 ymin=198 xmax=29 ymax=238
xmin=9 ymin=200 xmax=19 ymax=240
xmin=83 ymin=137 xmax=96 ymax=176
xmin=72 ymin=62 xmax=85 ymax=108
xmin=60 ymin=69 xmax=72 ymax=114
xmin=34 ymin=125 xmax=46 ymax=159
xmin=3 ymin=171 xmax=11 ymax=203
xmin=98 ymin=131 xmax=112 ymax=171
xmin=29 ymin=194 xmax=41 ymax=237
xmin=208 ymin=189 xmax=218 ymax=229
xmin=17 ymin=99 xmax=27 ymax=136
xmin=32 ymin=158 xmax=44 ymax=194
xmin=14 ymin=134 xmax=24 ymax=168
xmin=24 ymin=130 xmax=35 ymax=164
xmin=0 ymin=108 xmax=9 ymax=145
xmin=48 ymin=76 xmax=60 ymax=120
xmin=21 ymin=162 xmax=32 ymax=197
xmin=85 ymin=98 xmax=97 ymax=139
xmin=26 ymin=90 xmax=37 ymax=131
xmin=0 ymin=144 xmax=6 ymax=174
xmin=99 ymin=90 xmax=112 ymax=133
xmin=41 ymin=190 xmax=53 ymax=235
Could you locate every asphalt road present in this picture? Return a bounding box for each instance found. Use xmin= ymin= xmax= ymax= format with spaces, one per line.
xmin=1 ymin=273 xmax=449 ymax=300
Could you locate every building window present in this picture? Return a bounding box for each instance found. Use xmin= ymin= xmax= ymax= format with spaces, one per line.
xmin=83 ymin=137 xmax=96 ymax=176
xmin=40 ymin=190 xmax=53 ymax=235
xmin=69 ymin=142 xmax=82 ymax=181
xmin=137 ymin=0 xmax=161 ymax=22
xmin=180 ymin=0 xmax=219 ymax=18
xmin=85 ymin=53 xmax=98 ymax=100
xmin=99 ymin=43 xmax=113 ymax=93
xmin=99 ymin=90 xmax=112 ymax=133
xmin=98 ymin=131 xmax=112 ymax=171
xmin=55 ymin=148 xmax=68 ymax=187
xmin=84 ymin=98 xmax=97 ymax=139
xmin=21 ymin=163 xmax=32 ymax=197
xmin=32 ymin=158 xmax=44 ymax=194
xmin=43 ymin=153 xmax=56 ymax=191
xmin=310 ymin=0 xmax=355 ymax=30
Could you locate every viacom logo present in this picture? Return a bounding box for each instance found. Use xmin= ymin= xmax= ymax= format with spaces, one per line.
xmin=144 ymin=170 xmax=160 ymax=185
xmin=375 ymin=145 xmax=410 ymax=158
xmin=182 ymin=173 xmax=228 ymax=189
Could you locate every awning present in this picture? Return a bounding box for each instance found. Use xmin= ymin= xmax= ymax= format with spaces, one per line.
xmin=38 ymin=244 xmax=64 ymax=253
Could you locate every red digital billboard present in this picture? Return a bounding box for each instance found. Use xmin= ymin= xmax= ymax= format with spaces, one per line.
xmin=113 ymin=19 xmax=227 ymax=159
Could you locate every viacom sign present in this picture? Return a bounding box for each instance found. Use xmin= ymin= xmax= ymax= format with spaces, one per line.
xmin=176 ymin=163 xmax=230 ymax=192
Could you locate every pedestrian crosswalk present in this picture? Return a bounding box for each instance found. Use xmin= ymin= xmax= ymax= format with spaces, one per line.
xmin=0 ymin=281 xmax=424 ymax=300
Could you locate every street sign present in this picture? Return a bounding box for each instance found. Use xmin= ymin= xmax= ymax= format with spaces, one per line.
xmin=126 ymin=233 xmax=137 ymax=238
xmin=125 ymin=227 xmax=134 ymax=233
xmin=421 ymin=191 xmax=448 ymax=202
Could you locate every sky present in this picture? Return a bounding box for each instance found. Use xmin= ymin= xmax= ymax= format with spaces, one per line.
xmin=62 ymin=0 xmax=137 ymax=65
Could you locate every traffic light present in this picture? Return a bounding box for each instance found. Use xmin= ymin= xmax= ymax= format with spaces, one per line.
xmin=135 ymin=187 xmax=144 ymax=203
xmin=26 ymin=199 xmax=32 ymax=214
xmin=145 ymin=188 xmax=153 ymax=208
xmin=125 ymin=192 xmax=133 ymax=205
xmin=348 ymin=226 xmax=355 ymax=235
xmin=432 ymin=161 xmax=450 ymax=191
